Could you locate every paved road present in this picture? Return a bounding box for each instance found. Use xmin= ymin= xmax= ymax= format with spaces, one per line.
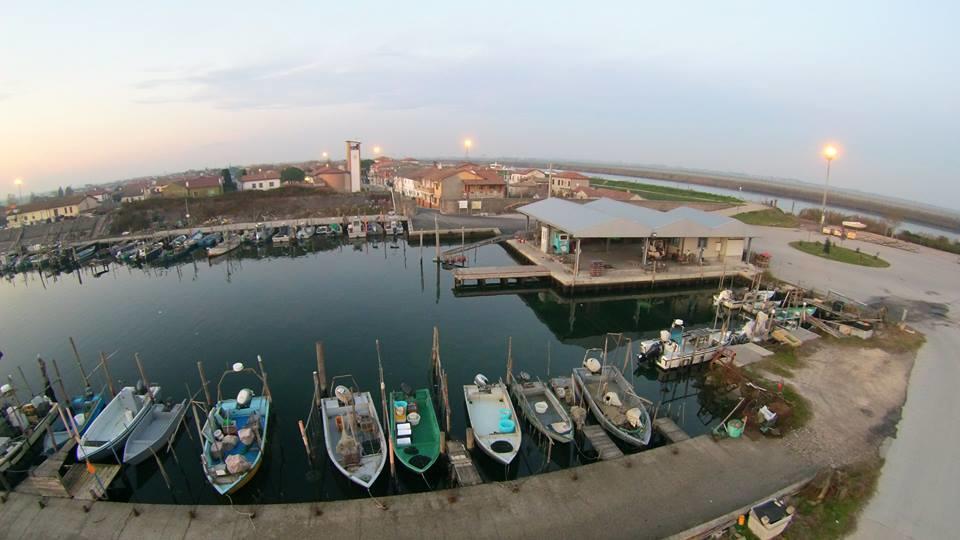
xmin=751 ymin=226 xmax=960 ymax=539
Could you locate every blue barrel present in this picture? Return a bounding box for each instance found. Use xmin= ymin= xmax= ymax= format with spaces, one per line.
xmin=499 ymin=419 xmax=516 ymax=433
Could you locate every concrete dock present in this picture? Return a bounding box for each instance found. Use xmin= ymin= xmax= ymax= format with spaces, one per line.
xmin=0 ymin=435 xmax=817 ymax=540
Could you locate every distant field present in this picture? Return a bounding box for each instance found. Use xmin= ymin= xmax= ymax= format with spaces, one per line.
xmin=789 ymin=240 xmax=890 ymax=268
xmin=590 ymin=178 xmax=743 ymax=204
xmin=733 ymin=208 xmax=800 ymax=227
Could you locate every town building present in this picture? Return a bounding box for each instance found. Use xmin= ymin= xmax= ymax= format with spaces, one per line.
xmin=118 ymin=183 xmax=150 ymax=203
xmin=550 ymin=171 xmax=591 ymax=195
xmin=306 ymin=166 xmax=351 ymax=192
xmin=407 ymin=165 xmax=507 ymax=213
xmin=345 ymin=140 xmax=362 ymax=192
xmin=516 ymin=197 xmax=754 ymax=268
xmin=238 ymin=171 xmax=281 ymax=192
xmin=161 ymin=176 xmax=224 ymax=198
xmin=509 ymin=168 xmax=547 ymax=184
xmin=5 ymin=195 xmax=100 ymax=228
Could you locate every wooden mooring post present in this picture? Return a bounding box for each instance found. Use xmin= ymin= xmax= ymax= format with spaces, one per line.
xmin=99 ymin=352 xmax=115 ymax=398
xmin=315 ymin=341 xmax=327 ymax=397
xmin=69 ymin=337 xmax=90 ymax=388
xmin=196 ymin=361 xmax=212 ymax=407
xmin=375 ymin=340 xmax=395 ymax=482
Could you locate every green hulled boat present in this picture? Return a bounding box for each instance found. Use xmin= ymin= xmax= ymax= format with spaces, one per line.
xmin=387 ymin=388 xmax=441 ymax=474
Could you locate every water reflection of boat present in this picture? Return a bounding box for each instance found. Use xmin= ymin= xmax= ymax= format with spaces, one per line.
xmin=321 ymin=376 xmax=386 ymax=488
xmin=572 ymin=349 xmax=652 ymax=447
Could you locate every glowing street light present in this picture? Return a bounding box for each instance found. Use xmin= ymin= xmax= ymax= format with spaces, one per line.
xmin=819 ymin=144 xmax=839 ymax=229
xmin=13 ymin=178 xmax=23 ymax=203
xmin=464 ymin=138 xmax=473 ymax=159
xmin=373 ymin=146 xmax=382 ymax=155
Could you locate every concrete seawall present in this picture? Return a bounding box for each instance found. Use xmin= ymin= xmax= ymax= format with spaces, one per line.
xmin=0 ymin=435 xmax=817 ymax=540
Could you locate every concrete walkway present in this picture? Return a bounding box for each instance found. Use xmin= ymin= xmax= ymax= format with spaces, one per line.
xmin=0 ymin=436 xmax=816 ymax=540
xmin=752 ymin=226 xmax=960 ymax=539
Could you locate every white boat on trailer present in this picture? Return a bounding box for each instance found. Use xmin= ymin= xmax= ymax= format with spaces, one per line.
xmin=320 ymin=376 xmax=386 ymax=489
xmin=77 ymin=384 xmax=160 ymax=462
xmin=463 ymin=374 xmax=522 ymax=465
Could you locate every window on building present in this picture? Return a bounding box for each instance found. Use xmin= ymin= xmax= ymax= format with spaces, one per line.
xmin=698 ymin=237 xmax=708 ymax=249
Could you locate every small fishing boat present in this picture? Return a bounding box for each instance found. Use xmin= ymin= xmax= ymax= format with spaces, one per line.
xmin=183 ymin=231 xmax=204 ymax=250
xmin=572 ymin=350 xmax=652 ymax=447
xmin=463 ymin=374 xmax=521 ymax=465
xmin=138 ymin=243 xmax=163 ymax=263
xmin=315 ymin=225 xmax=332 ymax=236
xmin=44 ymin=386 xmax=107 ymax=454
xmin=123 ymin=398 xmax=187 ymax=464
xmin=347 ymin=218 xmax=366 ymax=239
xmin=508 ymin=373 xmax=573 ymax=444
xmin=296 ymin=225 xmax=315 ymax=240
xmin=273 ymin=226 xmax=293 ymax=243
xmin=253 ymin=223 xmax=274 ymax=244
xmin=637 ymin=319 xmax=744 ymax=370
xmin=366 ymin=222 xmax=384 ymax=237
xmin=0 ymin=387 xmax=60 ymax=473
xmin=388 ymin=385 xmax=441 ymax=474
xmin=320 ymin=376 xmax=386 ymax=488
xmin=198 ymin=232 xmax=221 ymax=249
xmin=73 ymin=244 xmax=98 ymax=264
xmin=77 ymin=383 xmax=160 ymax=462
xmin=207 ymin=235 xmax=241 ymax=258
xmin=200 ymin=359 xmax=271 ymax=496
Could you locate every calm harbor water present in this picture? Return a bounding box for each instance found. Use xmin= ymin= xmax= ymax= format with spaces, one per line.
xmin=0 ymin=237 xmax=732 ymax=504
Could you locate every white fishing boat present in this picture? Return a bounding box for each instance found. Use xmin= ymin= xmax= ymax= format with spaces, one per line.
xmin=320 ymin=376 xmax=386 ymax=489
xmin=347 ymin=218 xmax=366 ymax=239
xmin=123 ymin=398 xmax=187 ymax=465
xmin=77 ymin=384 xmax=160 ymax=462
xmin=296 ymin=225 xmax=315 ymax=240
xmin=273 ymin=225 xmax=293 ymax=243
xmin=463 ymin=374 xmax=521 ymax=465
xmin=572 ymin=350 xmax=652 ymax=447
xmin=637 ymin=319 xmax=743 ymax=370
xmin=207 ymin=235 xmax=241 ymax=258
xmin=0 ymin=387 xmax=60 ymax=473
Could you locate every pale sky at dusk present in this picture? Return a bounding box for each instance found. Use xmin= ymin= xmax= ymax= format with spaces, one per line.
xmin=2 ymin=2 xmax=957 ymax=209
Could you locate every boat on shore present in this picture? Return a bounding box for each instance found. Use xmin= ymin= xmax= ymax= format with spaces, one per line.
xmin=320 ymin=376 xmax=386 ymax=488
xmin=124 ymin=398 xmax=187 ymax=465
xmin=388 ymin=386 xmax=441 ymax=474
xmin=508 ymin=373 xmax=573 ymax=444
xmin=572 ymin=350 xmax=652 ymax=447
xmin=463 ymin=374 xmax=521 ymax=465
xmin=200 ymin=359 xmax=271 ymax=496
xmin=76 ymin=383 xmax=160 ymax=462
xmin=0 ymin=388 xmax=60 ymax=473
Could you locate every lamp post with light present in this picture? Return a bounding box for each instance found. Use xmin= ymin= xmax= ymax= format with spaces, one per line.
xmin=14 ymin=178 xmax=23 ymax=203
xmin=464 ymin=139 xmax=473 ymax=160
xmin=819 ymin=145 xmax=838 ymax=230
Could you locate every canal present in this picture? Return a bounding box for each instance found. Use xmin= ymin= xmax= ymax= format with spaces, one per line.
xmin=0 ymin=237 xmax=735 ymax=504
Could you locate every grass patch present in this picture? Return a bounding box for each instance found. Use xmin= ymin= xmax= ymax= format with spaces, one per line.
xmin=785 ymin=457 xmax=884 ymax=539
xmin=755 ymin=346 xmax=804 ymax=378
xmin=734 ymin=208 xmax=800 ymax=227
xmin=589 ymin=178 xmax=743 ymax=204
xmin=789 ymin=241 xmax=890 ymax=268
xmin=820 ymin=326 xmax=925 ymax=355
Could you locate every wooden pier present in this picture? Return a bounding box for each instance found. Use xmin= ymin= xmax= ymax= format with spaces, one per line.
xmin=440 ymin=234 xmax=513 ymax=257
xmin=447 ymin=440 xmax=482 ymax=487
xmin=16 ymin=439 xmax=122 ymax=500
xmin=452 ymin=265 xmax=551 ymax=287
xmin=653 ymin=417 xmax=691 ymax=444
xmin=581 ymin=425 xmax=624 ymax=460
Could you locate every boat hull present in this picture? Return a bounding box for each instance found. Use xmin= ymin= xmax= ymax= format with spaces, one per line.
xmin=509 ymin=380 xmax=574 ymax=444
xmin=202 ymin=396 xmax=271 ymax=496
xmin=321 ymin=391 xmax=386 ymax=489
xmin=0 ymin=404 xmax=60 ymax=472
xmin=123 ymin=399 xmax=188 ymax=464
xmin=388 ymin=389 xmax=441 ymax=474
xmin=77 ymin=386 xmax=160 ymax=462
xmin=572 ymin=367 xmax=652 ymax=447
xmin=463 ymin=381 xmax=522 ymax=465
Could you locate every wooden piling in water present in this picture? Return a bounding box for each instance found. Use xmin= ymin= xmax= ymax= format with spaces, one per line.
xmin=315 ymin=341 xmax=327 ymax=397
xmin=257 ymin=355 xmax=271 ymax=402
xmin=51 ymin=359 xmax=70 ymax=406
xmin=134 ymin=353 xmax=151 ymax=394
xmin=197 ymin=361 xmax=212 ymax=407
xmin=375 ymin=340 xmax=395 ymax=482
xmin=69 ymin=337 xmax=90 ymax=388
xmin=99 ymin=352 xmax=115 ymax=398
xmin=505 ymin=337 xmax=513 ymax=384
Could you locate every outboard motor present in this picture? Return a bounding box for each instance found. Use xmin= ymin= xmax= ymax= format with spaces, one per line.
xmin=519 ymin=371 xmax=531 ymax=382
xmin=135 ymin=379 xmax=147 ymax=395
xmin=334 ymin=385 xmax=353 ymax=406
xmin=474 ymin=374 xmax=490 ymax=387
xmin=83 ymin=386 xmax=95 ymax=400
xmin=637 ymin=340 xmax=662 ymax=363
xmin=236 ymin=388 xmax=254 ymax=409
xmin=583 ymin=357 xmax=602 ymax=374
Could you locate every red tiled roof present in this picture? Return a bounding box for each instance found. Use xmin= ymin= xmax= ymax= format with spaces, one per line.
xmin=171 ymin=176 xmax=222 ymax=189
xmin=310 ymin=166 xmax=348 ymax=175
xmin=9 ymin=195 xmax=96 ymax=214
xmin=240 ymin=171 xmax=280 ymax=182
xmin=554 ymin=171 xmax=590 ymax=180
xmin=463 ymin=169 xmax=506 ymax=186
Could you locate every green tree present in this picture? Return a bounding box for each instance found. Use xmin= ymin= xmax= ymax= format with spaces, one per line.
xmin=221 ymin=168 xmax=237 ymax=192
xmin=57 ymin=186 xmax=64 ymax=197
xmin=64 ymin=186 xmax=74 ymax=196
xmin=280 ymin=166 xmax=305 ymax=183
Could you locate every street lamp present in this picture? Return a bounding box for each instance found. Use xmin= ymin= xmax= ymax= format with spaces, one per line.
xmin=13 ymin=178 xmax=23 ymax=203
xmin=373 ymin=146 xmax=382 ymax=155
xmin=464 ymin=138 xmax=473 ymax=159
xmin=819 ymin=145 xmax=838 ymax=230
